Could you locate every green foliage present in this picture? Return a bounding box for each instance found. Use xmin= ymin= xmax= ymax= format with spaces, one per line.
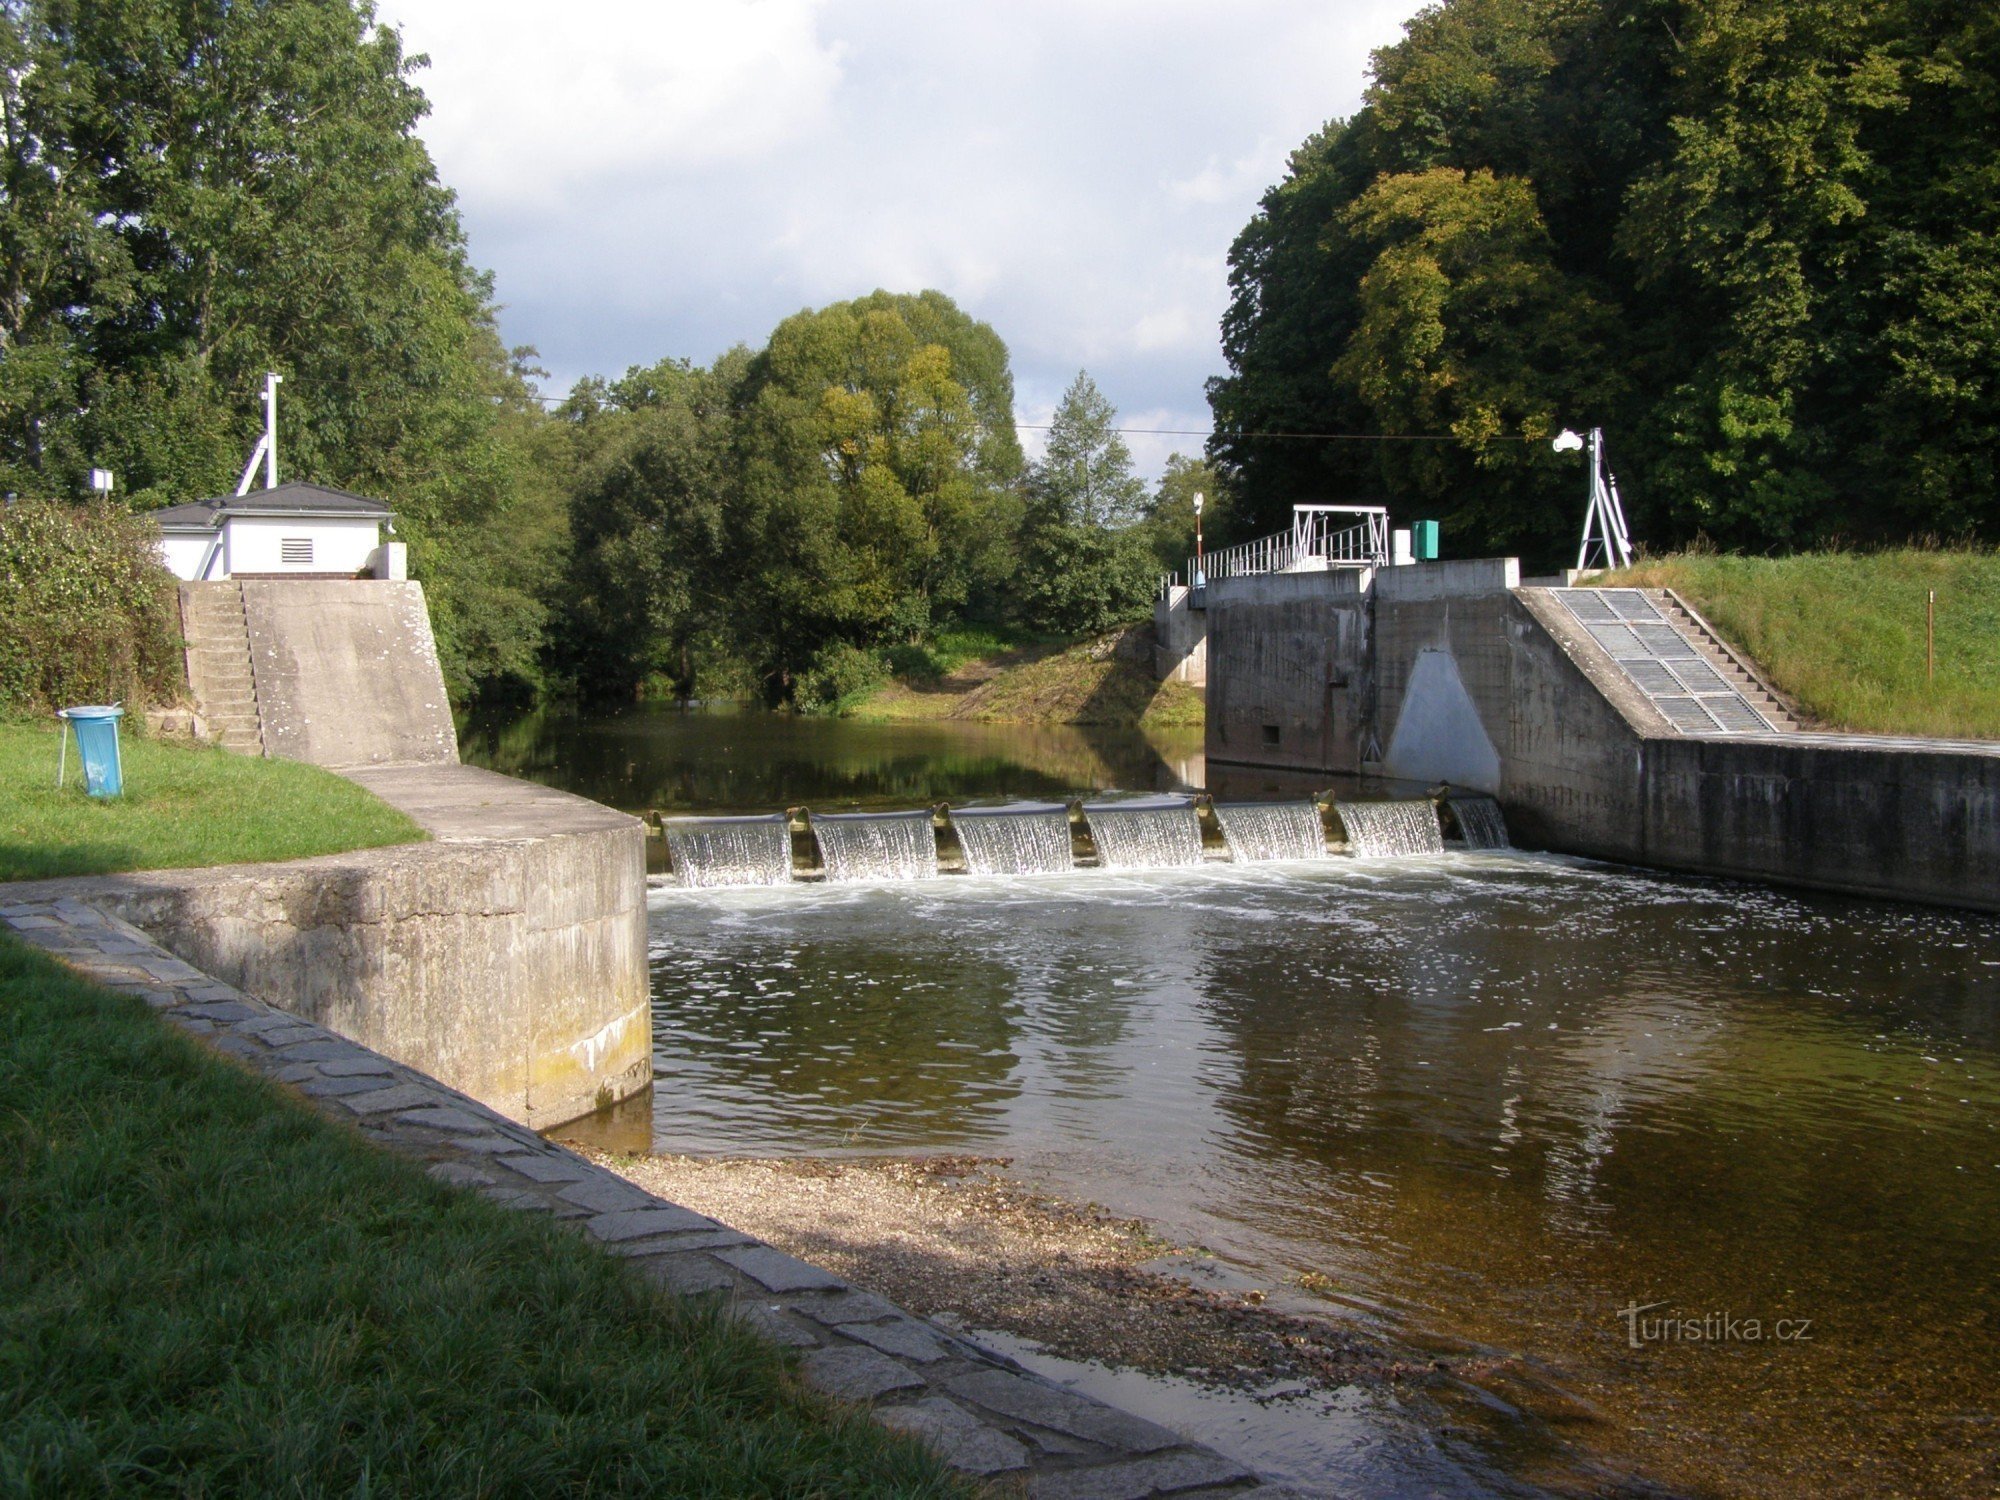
xmin=1016 ymin=373 xmax=1157 ymax=635
xmin=0 ymin=719 xmax=423 ymax=880
xmin=1603 ymin=547 xmax=2000 ymax=740
xmin=0 ymin=0 xmax=564 ymax=705
xmin=0 ymin=499 xmax=181 ymax=713
xmin=0 ymin=936 xmax=967 ymax=1496
xmin=794 ymin=641 xmax=893 ymax=715
xmin=1211 ymin=0 xmax=2000 ymax=562
xmin=1143 ymin=453 xmax=1233 ymax=570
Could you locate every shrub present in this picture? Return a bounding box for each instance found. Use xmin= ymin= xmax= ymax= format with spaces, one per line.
xmin=794 ymin=641 xmax=889 ymax=714
xmin=0 ymin=500 xmax=184 ymax=714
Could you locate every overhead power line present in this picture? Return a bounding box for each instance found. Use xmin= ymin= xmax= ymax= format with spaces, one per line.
xmin=1012 ymin=424 xmax=1542 ymax=441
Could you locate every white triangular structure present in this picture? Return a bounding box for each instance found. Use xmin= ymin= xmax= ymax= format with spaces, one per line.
xmin=1573 ymin=426 xmax=1634 ymax=571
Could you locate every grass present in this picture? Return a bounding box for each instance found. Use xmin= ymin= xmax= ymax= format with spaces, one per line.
xmin=1601 ymin=548 xmax=2000 ymax=739
xmin=850 ymin=624 xmax=1204 ymax=729
xmin=0 ymin=720 xmax=425 ymax=882
xmin=0 ymin=933 xmax=966 ymax=1497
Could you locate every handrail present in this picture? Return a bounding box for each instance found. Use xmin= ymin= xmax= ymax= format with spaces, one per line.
xmin=1164 ymin=504 xmax=1389 ymax=590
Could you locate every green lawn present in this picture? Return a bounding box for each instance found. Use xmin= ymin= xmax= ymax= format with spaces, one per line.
xmin=1603 ymin=549 xmax=2000 ymax=740
xmin=0 ymin=934 xmax=964 ymax=1497
xmin=0 ymin=720 xmax=424 ymax=882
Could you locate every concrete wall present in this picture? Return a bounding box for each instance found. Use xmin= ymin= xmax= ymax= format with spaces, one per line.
xmin=1205 ymin=560 xmax=2000 ymax=911
xmin=1152 ymin=587 xmax=1208 ymax=686
xmin=41 ymin=765 xmax=653 ymax=1128
xmin=1204 ymin=568 xmax=1372 ymax=775
xmin=242 ymin=580 xmax=458 ymax=769
xmin=224 ymin=514 xmax=380 ymax=577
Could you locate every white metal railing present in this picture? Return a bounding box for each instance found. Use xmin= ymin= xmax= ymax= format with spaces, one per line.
xmin=1166 ymin=505 xmax=1389 ymax=591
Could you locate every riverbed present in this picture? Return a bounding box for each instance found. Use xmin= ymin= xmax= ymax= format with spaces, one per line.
xmin=468 ymin=706 xmax=2000 ymax=1498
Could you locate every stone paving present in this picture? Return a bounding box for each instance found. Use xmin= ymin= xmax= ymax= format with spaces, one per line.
xmin=1 ymin=894 xmax=1298 ymax=1499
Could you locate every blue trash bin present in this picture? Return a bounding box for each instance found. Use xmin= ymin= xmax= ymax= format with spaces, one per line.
xmin=59 ymin=705 xmax=125 ymax=797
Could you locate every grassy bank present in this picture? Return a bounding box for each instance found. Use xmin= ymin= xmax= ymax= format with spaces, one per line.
xmin=0 ymin=720 xmax=425 ymax=882
xmin=849 ymin=624 xmax=1203 ymax=729
xmin=0 ymin=934 xmax=962 ymax=1496
xmin=1603 ymin=549 xmax=2000 ymax=740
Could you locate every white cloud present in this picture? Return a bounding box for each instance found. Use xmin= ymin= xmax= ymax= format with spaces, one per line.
xmin=378 ymin=0 xmax=1430 ymax=478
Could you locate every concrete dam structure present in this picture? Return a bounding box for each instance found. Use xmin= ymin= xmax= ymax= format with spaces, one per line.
xmin=1196 ymin=556 xmax=2000 ymax=912
xmin=118 ymin=578 xmax=654 ymax=1127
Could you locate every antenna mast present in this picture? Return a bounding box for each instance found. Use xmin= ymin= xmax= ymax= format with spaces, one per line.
xmin=234 ymin=372 xmax=283 ymax=496
xmin=1568 ymin=426 xmax=1634 ymax=571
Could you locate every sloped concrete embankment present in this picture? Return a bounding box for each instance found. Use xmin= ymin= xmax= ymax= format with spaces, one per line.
xmin=0 ymin=897 xmax=1282 ymax=1496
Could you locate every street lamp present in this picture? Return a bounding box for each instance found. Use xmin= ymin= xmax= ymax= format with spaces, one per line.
xmin=1192 ymin=491 xmax=1206 ymax=588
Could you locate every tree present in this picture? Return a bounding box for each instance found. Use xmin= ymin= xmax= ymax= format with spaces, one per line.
xmin=1015 ymin=373 xmax=1156 ymax=635
xmin=0 ymin=0 xmax=556 ymax=701
xmin=1144 ymin=453 xmax=1233 ymax=572
xmin=728 ymin=290 xmax=1022 ymax=695
xmin=1207 ymin=0 xmax=2000 ymax=558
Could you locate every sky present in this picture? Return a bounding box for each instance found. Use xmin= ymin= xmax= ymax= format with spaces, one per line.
xmin=377 ymin=0 xmax=1429 ymax=479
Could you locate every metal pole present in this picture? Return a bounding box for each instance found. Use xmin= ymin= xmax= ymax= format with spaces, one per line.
xmin=1928 ymin=590 xmax=1936 ymax=684
xmin=263 ymin=372 xmax=282 ymax=488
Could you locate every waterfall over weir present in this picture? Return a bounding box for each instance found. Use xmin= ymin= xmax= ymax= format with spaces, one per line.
xmin=663 ymin=814 xmax=794 ymax=888
xmin=811 ymin=810 xmax=940 ymax=883
xmin=1213 ymin=801 xmax=1329 ymax=862
xmin=1083 ymin=800 xmax=1205 ymax=870
xmin=950 ymin=805 xmax=1076 ymax=876
xmin=1450 ymin=795 xmax=1511 ymax=850
xmin=1338 ymin=799 xmax=1446 ymax=858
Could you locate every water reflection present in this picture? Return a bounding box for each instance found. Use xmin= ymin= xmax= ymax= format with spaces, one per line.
xmin=460 ymin=703 xmax=1205 ymax=814
xmin=586 ymin=857 xmax=2000 ymax=1498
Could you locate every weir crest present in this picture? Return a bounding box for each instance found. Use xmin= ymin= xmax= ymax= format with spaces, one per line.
xmin=1213 ymin=800 xmax=1329 ymax=862
xmin=1082 ymin=800 xmax=1206 ymax=870
xmin=951 ymin=805 xmax=1076 ymax=876
xmin=663 ymin=814 xmax=794 ymax=888
xmin=1339 ymin=799 xmax=1446 ymax=858
xmin=811 ymin=810 xmax=940 ymax=883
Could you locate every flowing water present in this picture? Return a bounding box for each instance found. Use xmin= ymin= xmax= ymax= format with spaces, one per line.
xmin=810 ymin=810 xmax=939 ymax=882
xmin=1083 ymin=799 xmax=1206 ymax=869
xmin=1212 ymin=799 xmax=1329 ymax=862
xmin=1339 ymin=798 xmax=1447 ymax=857
xmin=1449 ymin=795 xmax=1511 ymax=851
xmin=661 ymin=814 xmax=794 ymax=887
xmin=950 ymin=804 xmax=1077 ymax=876
xmin=467 ymin=709 xmax=2000 ymax=1499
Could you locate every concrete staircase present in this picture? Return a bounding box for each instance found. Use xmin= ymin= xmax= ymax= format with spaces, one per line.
xmin=1656 ymin=589 xmax=1811 ymax=733
xmin=178 ymin=583 xmax=266 ymax=755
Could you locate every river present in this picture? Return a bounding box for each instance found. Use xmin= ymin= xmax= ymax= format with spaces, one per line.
xmin=464 ymin=705 xmax=2000 ymax=1498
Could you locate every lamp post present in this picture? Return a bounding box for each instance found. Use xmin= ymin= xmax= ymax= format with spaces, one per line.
xmin=1193 ymin=491 xmax=1205 ymax=588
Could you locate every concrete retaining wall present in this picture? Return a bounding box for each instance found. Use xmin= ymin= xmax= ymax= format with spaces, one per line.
xmin=5 ymin=765 xmax=651 ymax=1127
xmin=1205 ymin=569 xmax=1372 ymax=775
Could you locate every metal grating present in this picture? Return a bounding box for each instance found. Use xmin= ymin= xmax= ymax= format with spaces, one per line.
xmin=1553 ymin=588 xmax=1774 ymax=736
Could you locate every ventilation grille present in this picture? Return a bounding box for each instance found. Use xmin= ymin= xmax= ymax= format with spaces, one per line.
xmin=280 ymin=538 xmax=314 ymax=567
xmin=1553 ymin=588 xmax=1774 ymax=736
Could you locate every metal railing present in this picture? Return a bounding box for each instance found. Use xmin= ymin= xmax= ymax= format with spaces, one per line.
xmin=1164 ymin=505 xmax=1389 ymax=593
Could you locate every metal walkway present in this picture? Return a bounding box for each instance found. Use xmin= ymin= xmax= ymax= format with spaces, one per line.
xmin=1552 ymin=588 xmax=1783 ymax=734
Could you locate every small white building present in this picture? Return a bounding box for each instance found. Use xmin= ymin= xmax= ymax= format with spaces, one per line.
xmin=154 ymin=481 xmax=403 ymax=582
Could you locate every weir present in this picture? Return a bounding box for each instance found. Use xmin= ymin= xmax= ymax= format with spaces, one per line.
xmin=1338 ymin=799 xmax=1446 ymax=858
xmin=1448 ymin=795 xmax=1510 ymax=850
xmin=1082 ymin=799 xmax=1206 ymax=870
xmin=663 ymin=814 xmax=795 ymax=887
xmin=1213 ymin=800 xmax=1328 ymax=862
xmin=949 ymin=804 xmax=1077 ymax=876
xmin=811 ymin=810 xmax=940 ymax=882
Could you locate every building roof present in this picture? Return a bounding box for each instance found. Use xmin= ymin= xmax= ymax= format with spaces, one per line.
xmin=152 ymin=480 xmax=394 ymax=531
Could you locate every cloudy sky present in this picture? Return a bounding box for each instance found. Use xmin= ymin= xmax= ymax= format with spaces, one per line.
xmin=378 ymin=1 xmax=1427 ymax=478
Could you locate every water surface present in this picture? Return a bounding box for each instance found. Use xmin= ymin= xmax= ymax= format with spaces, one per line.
xmin=472 ymin=710 xmax=2000 ymax=1497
